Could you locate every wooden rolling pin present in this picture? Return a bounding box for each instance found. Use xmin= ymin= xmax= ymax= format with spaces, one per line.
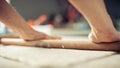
xmin=0 ymin=38 xmax=120 ymax=51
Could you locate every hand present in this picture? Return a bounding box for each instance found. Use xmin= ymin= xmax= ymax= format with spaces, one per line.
xmin=88 ymin=30 xmax=120 ymax=43
xmin=20 ymin=30 xmax=61 ymax=41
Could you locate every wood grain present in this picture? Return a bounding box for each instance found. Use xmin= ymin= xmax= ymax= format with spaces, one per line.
xmin=0 ymin=38 xmax=120 ymax=51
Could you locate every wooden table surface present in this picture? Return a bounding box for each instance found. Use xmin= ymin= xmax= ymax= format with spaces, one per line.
xmin=0 ymin=36 xmax=120 ymax=68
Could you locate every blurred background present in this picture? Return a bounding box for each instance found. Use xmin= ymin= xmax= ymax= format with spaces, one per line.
xmin=0 ymin=0 xmax=120 ymax=37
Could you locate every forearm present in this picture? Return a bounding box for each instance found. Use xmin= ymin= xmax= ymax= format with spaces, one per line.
xmin=0 ymin=0 xmax=35 ymax=36
xmin=69 ymin=0 xmax=116 ymax=32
